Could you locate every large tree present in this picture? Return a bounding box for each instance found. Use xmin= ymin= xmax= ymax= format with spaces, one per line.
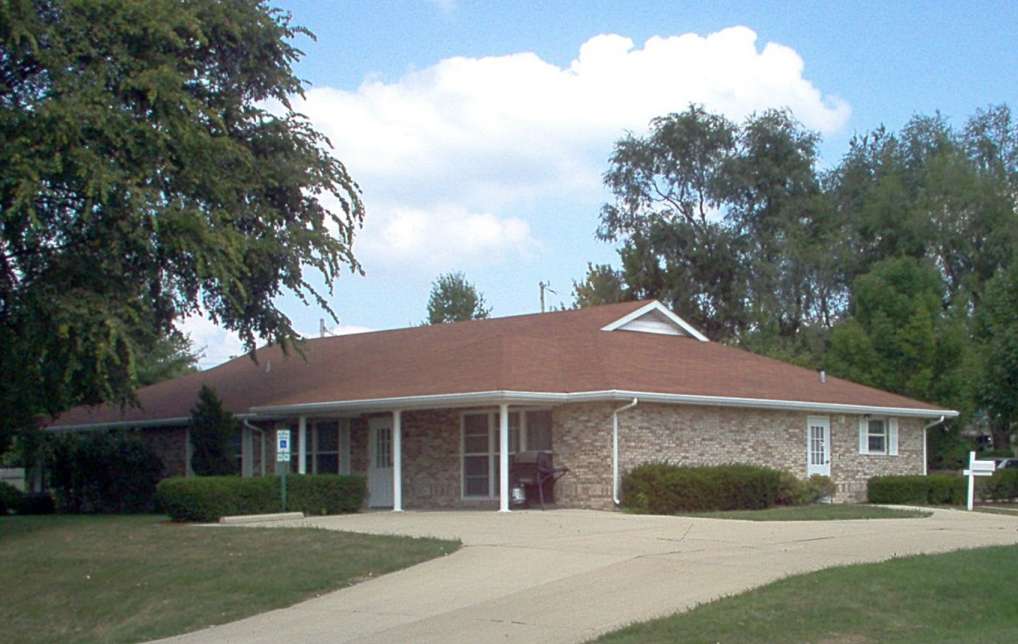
xmin=595 ymin=105 xmax=838 ymax=344
xmin=425 ymin=272 xmax=491 ymax=324
xmin=976 ymin=263 xmax=1018 ymax=451
xmin=0 ymin=1 xmax=364 ymax=450
xmin=135 ymin=332 xmax=202 ymax=388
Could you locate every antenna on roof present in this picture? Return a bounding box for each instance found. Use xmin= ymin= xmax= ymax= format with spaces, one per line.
xmin=539 ymin=281 xmax=557 ymax=313
xmin=319 ymin=318 xmax=328 ymax=338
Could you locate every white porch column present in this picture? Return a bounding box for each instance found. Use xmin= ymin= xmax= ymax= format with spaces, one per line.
xmin=298 ymin=416 xmax=307 ymax=475
xmin=499 ymin=403 xmax=510 ymax=512
xmin=393 ymin=410 xmax=403 ymax=512
xmin=241 ymin=425 xmax=253 ymax=477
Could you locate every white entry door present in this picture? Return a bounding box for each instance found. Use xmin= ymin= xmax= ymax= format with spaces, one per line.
xmin=807 ymin=416 xmax=831 ymax=477
xmin=368 ymin=418 xmax=394 ymax=508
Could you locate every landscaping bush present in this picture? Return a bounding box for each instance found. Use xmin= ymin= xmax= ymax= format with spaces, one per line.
xmin=867 ymin=474 xmax=966 ymax=505
xmin=157 ymin=474 xmax=367 ymax=522
xmin=927 ymin=474 xmax=967 ymax=505
xmin=0 ymin=481 xmax=23 ymax=514
xmin=775 ymin=473 xmax=836 ymax=505
xmin=621 ymin=463 xmax=783 ymax=514
xmin=18 ymin=492 xmax=55 ymax=515
xmin=980 ymin=469 xmax=1018 ymax=501
xmin=46 ymin=431 xmax=164 ymax=513
xmin=798 ymin=475 xmax=837 ymax=504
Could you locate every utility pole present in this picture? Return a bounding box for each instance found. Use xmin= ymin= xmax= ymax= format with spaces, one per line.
xmin=539 ymin=281 xmax=557 ymax=313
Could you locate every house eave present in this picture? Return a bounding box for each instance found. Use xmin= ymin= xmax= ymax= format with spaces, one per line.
xmin=46 ymin=389 xmax=956 ymax=431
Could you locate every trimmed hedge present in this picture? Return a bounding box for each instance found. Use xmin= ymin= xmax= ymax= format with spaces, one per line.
xmin=867 ymin=474 xmax=966 ymax=505
xmin=621 ymin=463 xmax=784 ymax=514
xmin=981 ymin=469 xmax=1018 ymax=501
xmin=156 ymin=474 xmax=367 ymax=522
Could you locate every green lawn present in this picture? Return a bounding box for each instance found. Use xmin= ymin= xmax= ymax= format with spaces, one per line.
xmin=1 ymin=514 xmax=459 ymax=644
xmin=682 ymin=504 xmax=931 ymax=521
xmin=596 ymin=544 xmax=1018 ymax=643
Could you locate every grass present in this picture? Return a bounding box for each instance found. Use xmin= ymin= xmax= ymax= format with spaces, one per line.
xmin=596 ymin=544 xmax=1018 ymax=643
xmin=1 ymin=514 xmax=459 ymax=644
xmin=681 ymin=504 xmax=931 ymax=521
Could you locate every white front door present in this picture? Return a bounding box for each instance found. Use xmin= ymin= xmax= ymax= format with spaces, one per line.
xmin=368 ymin=418 xmax=394 ymax=508
xmin=807 ymin=416 xmax=831 ymax=477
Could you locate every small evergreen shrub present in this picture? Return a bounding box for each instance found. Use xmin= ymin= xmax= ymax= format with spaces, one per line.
xmin=867 ymin=474 xmax=965 ymax=505
xmin=189 ymin=385 xmax=241 ymax=476
xmin=0 ymin=481 xmax=24 ymax=514
xmin=46 ymin=431 xmax=164 ymax=513
xmin=621 ymin=463 xmax=784 ymax=514
xmin=156 ymin=474 xmax=367 ymax=522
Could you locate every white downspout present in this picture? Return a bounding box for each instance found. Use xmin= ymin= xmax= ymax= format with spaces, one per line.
xmin=922 ymin=415 xmax=946 ymax=476
xmin=612 ymin=398 xmax=639 ymax=506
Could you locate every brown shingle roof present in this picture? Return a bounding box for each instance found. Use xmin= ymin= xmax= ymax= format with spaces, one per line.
xmin=50 ymin=300 xmax=950 ymax=427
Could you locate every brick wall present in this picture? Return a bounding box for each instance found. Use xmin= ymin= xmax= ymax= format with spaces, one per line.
xmin=551 ymin=402 xmax=925 ymax=508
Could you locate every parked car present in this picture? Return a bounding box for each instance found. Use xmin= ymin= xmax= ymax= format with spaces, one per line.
xmin=992 ymin=458 xmax=1018 ymax=470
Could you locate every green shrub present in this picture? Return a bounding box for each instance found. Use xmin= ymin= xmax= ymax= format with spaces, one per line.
xmin=621 ymin=463 xmax=783 ymax=514
xmin=18 ymin=492 xmax=55 ymax=515
xmin=867 ymin=474 xmax=965 ymax=505
xmin=156 ymin=474 xmax=367 ymax=522
xmin=799 ymin=475 xmax=837 ymax=504
xmin=46 ymin=431 xmax=164 ymax=513
xmin=188 ymin=385 xmax=241 ymax=476
xmin=927 ymin=474 xmax=967 ymax=505
xmin=981 ymin=469 xmax=1018 ymax=501
xmin=0 ymin=481 xmax=24 ymax=514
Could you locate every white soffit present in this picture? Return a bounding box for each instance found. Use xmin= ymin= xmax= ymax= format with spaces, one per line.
xmin=600 ymin=301 xmax=709 ymax=342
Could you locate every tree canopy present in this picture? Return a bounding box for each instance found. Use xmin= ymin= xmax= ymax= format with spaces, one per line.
xmin=188 ymin=385 xmax=239 ymax=477
xmin=585 ymin=103 xmax=1018 ymax=462
xmin=425 ymin=272 xmax=491 ymax=324
xmin=0 ymin=0 xmax=364 ymax=450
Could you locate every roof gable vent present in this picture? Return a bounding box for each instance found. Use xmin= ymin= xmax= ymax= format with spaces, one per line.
xmin=601 ymin=301 xmax=708 ymax=342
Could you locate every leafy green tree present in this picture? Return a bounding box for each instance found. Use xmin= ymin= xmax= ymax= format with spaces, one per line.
xmin=425 ymin=272 xmax=491 ymax=324
xmin=188 ymin=385 xmax=239 ymax=476
xmin=0 ymin=0 xmax=364 ymax=451
xmin=135 ymin=333 xmax=202 ymax=387
xmin=975 ymin=263 xmax=1018 ymax=451
xmin=826 ymin=258 xmax=971 ymax=413
xmin=597 ymin=105 xmax=839 ymax=344
xmin=572 ymin=263 xmax=628 ymax=308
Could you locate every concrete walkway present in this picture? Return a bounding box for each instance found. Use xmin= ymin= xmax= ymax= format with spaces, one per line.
xmin=161 ymin=507 xmax=1018 ymax=644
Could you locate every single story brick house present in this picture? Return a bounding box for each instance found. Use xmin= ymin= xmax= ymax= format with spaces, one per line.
xmin=49 ymin=300 xmax=957 ymax=508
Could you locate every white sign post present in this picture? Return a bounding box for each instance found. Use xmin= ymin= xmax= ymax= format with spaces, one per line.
xmin=963 ymin=450 xmax=995 ymax=511
xmin=277 ymin=430 xmax=291 ymax=511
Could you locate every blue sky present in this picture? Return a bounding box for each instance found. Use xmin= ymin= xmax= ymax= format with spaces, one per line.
xmin=183 ymin=0 xmax=1018 ymax=366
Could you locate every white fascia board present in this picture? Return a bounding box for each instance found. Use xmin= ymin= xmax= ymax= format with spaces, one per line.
xmin=600 ymin=301 xmax=709 ymax=342
xmin=52 ymin=388 xmax=957 ymax=429
xmin=251 ymin=389 xmax=957 ymax=419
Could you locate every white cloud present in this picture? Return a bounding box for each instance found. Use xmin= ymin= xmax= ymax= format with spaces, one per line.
xmin=175 ymin=313 xmax=247 ymax=370
xmin=426 ymin=0 xmax=456 ymax=13
xmin=295 ymin=27 xmax=849 ymax=270
xmin=358 ymin=202 xmax=536 ymax=268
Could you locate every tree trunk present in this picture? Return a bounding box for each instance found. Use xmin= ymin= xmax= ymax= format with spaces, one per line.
xmin=990 ymin=420 xmax=1013 ymax=453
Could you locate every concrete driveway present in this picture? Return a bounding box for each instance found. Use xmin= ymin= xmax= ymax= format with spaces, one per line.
xmin=162 ymin=507 xmax=1018 ymax=644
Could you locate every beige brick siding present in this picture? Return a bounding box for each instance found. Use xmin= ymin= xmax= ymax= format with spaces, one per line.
xmin=134 ymin=403 xmax=925 ymax=508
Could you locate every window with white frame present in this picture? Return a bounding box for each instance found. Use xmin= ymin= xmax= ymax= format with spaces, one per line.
xmin=860 ymin=416 xmax=898 ymax=456
xmin=461 ymin=410 xmax=552 ymax=498
xmin=867 ymin=419 xmax=887 ymax=454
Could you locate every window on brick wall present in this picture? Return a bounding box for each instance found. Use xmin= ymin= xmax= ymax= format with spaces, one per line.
xmin=461 ymin=410 xmax=552 ymax=498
